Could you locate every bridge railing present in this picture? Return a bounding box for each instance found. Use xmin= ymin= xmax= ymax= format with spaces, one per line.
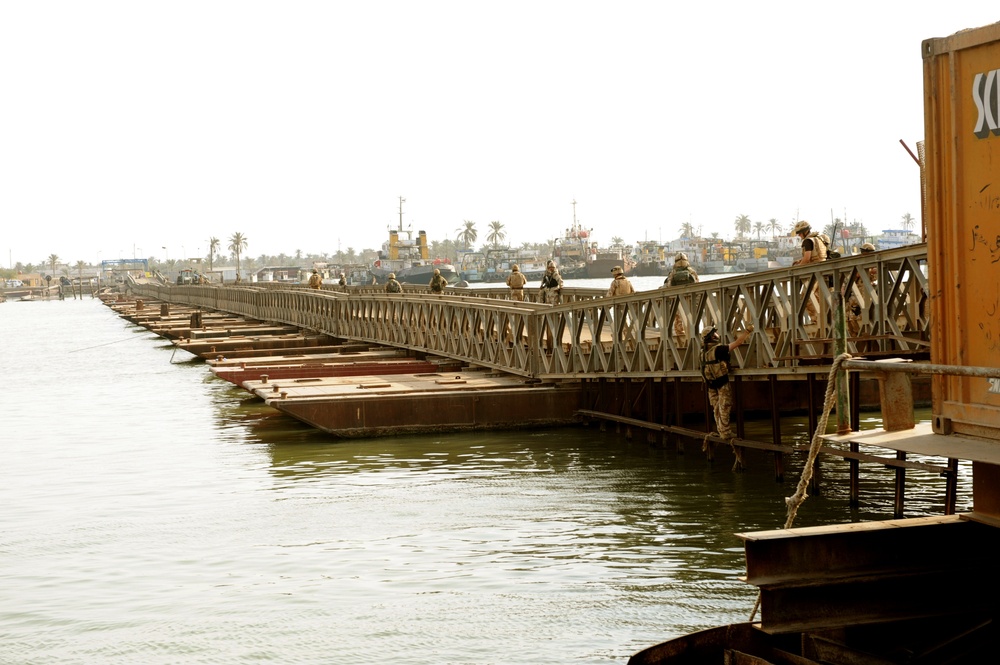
xmin=131 ymin=244 xmax=928 ymax=379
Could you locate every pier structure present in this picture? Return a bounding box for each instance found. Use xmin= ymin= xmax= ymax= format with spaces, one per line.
xmin=122 ymin=244 xmax=942 ymax=512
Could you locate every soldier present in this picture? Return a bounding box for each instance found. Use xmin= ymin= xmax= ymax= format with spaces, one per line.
xmin=308 ymin=269 xmax=322 ymax=289
xmin=662 ymin=252 xmax=699 ymax=339
xmin=338 ymin=272 xmax=347 ymax=291
xmin=791 ymin=220 xmax=826 ymax=325
xmin=429 ymin=268 xmax=448 ymax=294
xmin=506 ymin=264 xmax=527 ymax=301
xmin=385 ymin=272 xmax=402 ymax=294
xmin=539 ymin=261 xmax=563 ymax=304
xmin=701 ymin=324 xmax=754 ymax=441
xmin=606 ymin=265 xmax=634 ymax=298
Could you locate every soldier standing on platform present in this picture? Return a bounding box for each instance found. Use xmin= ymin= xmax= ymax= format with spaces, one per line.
xmin=539 ymin=261 xmax=563 ymax=304
xmin=701 ymin=324 xmax=753 ymax=442
xmin=506 ymin=264 xmax=527 ymax=301
xmin=385 ymin=273 xmax=402 ymax=293
xmin=308 ymin=269 xmax=322 ymax=289
xmin=792 ymin=220 xmax=827 ymax=325
xmin=338 ymin=272 xmax=347 ymax=291
xmin=606 ymin=265 xmax=634 ymax=298
xmin=429 ymin=268 xmax=448 ymax=295
xmin=662 ymin=252 xmax=699 ymax=339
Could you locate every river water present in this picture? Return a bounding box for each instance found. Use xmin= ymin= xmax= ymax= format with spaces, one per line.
xmin=0 ymin=296 xmax=970 ymax=664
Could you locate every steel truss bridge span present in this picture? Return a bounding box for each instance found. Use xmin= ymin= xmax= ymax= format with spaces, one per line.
xmin=131 ymin=244 xmax=929 ymax=380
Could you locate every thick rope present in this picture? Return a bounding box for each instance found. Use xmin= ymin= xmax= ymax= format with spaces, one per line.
xmin=749 ymin=352 xmax=852 ymax=622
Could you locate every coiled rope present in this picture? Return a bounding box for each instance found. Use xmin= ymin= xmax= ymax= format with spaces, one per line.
xmin=749 ymin=351 xmax=853 ymax=622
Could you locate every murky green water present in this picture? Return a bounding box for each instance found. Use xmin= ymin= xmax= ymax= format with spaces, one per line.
xmin=0 ymin=298 xmax=969 ymax=664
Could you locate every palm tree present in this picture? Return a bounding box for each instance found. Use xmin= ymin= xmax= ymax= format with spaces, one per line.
xmin=679 ymin=221 xmax=696 ymax=238
xmin=457 ymin=220 xmax=478 ymax=250
xmin=768 ymin=218 xmax=781 ymax=238
xmin=486 ymin=220 xmax=506 ymax=248
xmin=47 ymin=254 xmax=59 ymax=277
xmin=753 ymin=221 xmax=765 ymax=240
xmin=901 ymin=212 xmax=915 ymax=231
xmin=208 ymin=237 xmax=220 ymax=271
xmin=611 ymin=236 xmax=624 ymax=247
xmin=228 ymin=232 xmax=248 ymax=279
xmin=734 ymin=214 xmax=752 ymax=239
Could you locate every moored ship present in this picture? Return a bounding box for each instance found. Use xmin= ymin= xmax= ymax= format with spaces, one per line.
xmin=585 ymin=243 xmax=636 ymax=278
xmin=551 ymin=199 xmax=593 ymax=278
xmin=369 ymin=197 xmax=458 ymax=286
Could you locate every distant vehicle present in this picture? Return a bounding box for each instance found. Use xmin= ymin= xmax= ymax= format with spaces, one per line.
xmin=5 ymin=279 xmax=23 ymax=288
xmin=176 ymin=269 xmax=208 ymax=285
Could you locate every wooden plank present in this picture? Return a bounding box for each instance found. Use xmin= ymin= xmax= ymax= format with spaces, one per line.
xmin=824 ymin=422 xmax=1000 ymax=465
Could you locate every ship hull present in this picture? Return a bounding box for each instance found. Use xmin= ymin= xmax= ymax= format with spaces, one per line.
xmin=586 ymin=258 xmax=635 ymax=278
xmin=370 ymin=263 xmax=459 ymax=286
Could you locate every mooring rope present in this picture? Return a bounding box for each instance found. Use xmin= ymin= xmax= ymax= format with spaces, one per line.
xmin=68 ymin=335 xmax=148 ymax=353
xmin=749 ymin=351 xmax=853 ymax=622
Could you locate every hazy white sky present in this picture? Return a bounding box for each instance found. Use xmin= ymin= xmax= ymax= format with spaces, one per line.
xmin=2 ymin=2 xmax=996 ymax=267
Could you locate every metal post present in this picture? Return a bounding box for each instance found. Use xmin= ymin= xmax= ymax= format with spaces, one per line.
xmin=769 ymin=374 xmax=784 ymax=482
xmin=674 ymin=377 xmax=684 ymax=454
xmin=850 ymin=441 xmax=860 ymax=508
xmin=894 ymin=450 xmax=907 ymax=518
xmin=944 ymin=458 xmax=958 ymax=515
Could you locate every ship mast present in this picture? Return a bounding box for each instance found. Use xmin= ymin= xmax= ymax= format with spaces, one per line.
xmin=392 ymin=196 xmax=412 ymax=240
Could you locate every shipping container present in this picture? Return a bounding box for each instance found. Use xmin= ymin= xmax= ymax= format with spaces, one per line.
xmin=923 ymin=21 xmax=1000 ymax=441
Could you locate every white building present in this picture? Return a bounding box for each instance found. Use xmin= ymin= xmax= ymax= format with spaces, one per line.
xmin=877 ymin=229 xmax=921 ymax=250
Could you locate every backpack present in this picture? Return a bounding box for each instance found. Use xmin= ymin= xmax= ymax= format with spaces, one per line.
xmin=816 ymin=233 xmax=841 ymax=259
xmin=670 ymin=266 xmax=693 ymax=285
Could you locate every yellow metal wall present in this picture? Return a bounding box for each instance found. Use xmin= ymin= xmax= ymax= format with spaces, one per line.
xmin=924 ymin=22 xmax=1000 ymax=438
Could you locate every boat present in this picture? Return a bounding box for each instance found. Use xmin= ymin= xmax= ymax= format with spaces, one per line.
xmin=628 ymin=20 xmax=1000 ymax=664
xmin=461 ymin=247 xmax=547 ymax=283
xmin=585 ymin=242 xmax=636 ymax=278
xmin=633 ymin=240 xmax=669 ymax=276
xmin=369 ymin=197 xmax=459 ymax=286
xmin=551 ymin=199 xmax=593 ymax=279
xmin=876 ymin=228 xmax=921 ymax=250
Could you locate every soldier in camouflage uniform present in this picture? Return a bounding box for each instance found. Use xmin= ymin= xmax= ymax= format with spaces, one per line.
xmin=701 ymin=324 xmax=754 ymax=440
xmin=539 ymin=261 xmax=563 ymax=304
xmin=606 ymin=265 xmax=634 ymax=297
xmin=429 ymin=268 xmax=448 ymax=295
xmin=506 ymin=264 xmax=527 ymax=301
xmin=308 ymin=269 xmax=323 ymax=289
xmin=385 ymin=273 xmax=402 ymax=294
xmin=662 ymin=252 xmax=699 ymax=339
